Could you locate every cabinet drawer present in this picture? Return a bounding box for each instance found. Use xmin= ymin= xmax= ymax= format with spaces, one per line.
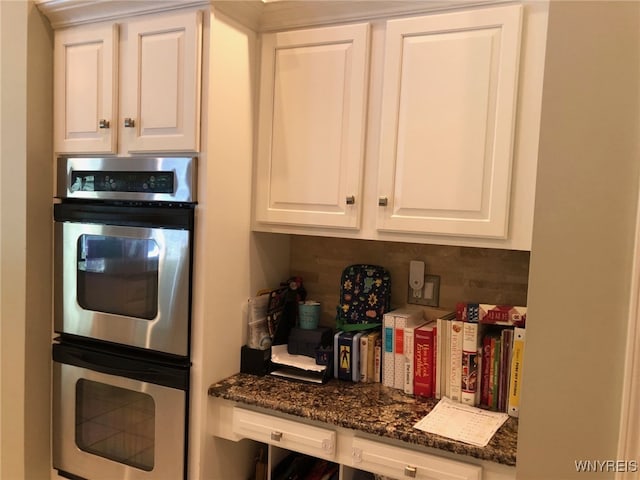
xmin=232 ymin=408 xmax=336 ymax=460
xmin=351 ymin=437 xmax=481 ymax=480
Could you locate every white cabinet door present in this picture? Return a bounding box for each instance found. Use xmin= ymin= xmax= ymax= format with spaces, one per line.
xmin=377 ymin=5 xmax=523 ymax=239
xmin=254 ymin=23 xmax=370 ymax=229
xmin=121 ymin=10 xmax=202 ymax=153
xmin=54 ymin=23 xmax=118 ymax=154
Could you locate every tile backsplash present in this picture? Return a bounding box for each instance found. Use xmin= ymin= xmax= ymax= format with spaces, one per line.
xmin=289 ymin=236 xmax=530 ymax=327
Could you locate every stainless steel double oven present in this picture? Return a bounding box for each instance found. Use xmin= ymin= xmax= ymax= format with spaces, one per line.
xmin=52 ymin=157 xmax=196 ymax=480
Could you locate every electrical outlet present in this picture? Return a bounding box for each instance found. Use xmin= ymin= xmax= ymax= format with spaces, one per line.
xmin=407 ymin=274 xmax=440 ymax=307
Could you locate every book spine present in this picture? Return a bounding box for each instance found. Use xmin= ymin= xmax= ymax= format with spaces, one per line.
xmin=461 ymin=322 xmax=480 ymax=406
xmin=480 ymin=335 xmax=492 ymax=407
xmin=403 ymin=326 xmax=417 ymax=394
xmin=333 ymin=331 xmax=342 ymax=379
xmin=338 ymin=333 xmax=353 ymax=381
xmin=440 ymin=317 xmax=451 ymax=399
xmin=498 ymin=328 xmax=513 ymax=411
xmin=366 ymin=332 xmax=379 ymax=383
xmin=508 ymin=328 xmax=525 ymax=417
xmin=414 ymin=325 xmax=435 ymax=398
xmin=360 ymin=333 xmax=369 ymax=382
xmin=374 ymin=336 xmax=382 ymax=383
xmin=449 ymin=320 xmax=463 ymax=402
xmin=394 ymin=316 xmax=408 ymax=390
xmin=432 ymin=325 xmax=438 ymax=398
xmin=489 ymin=336 xmax=501 ymax=409
xmin=479 ymin=304 xmax=527 ymax=327
xmin=382 ymin=313 xmax=395 ymax=387
xmin=352 ymin=332 xmax=363 ymax=382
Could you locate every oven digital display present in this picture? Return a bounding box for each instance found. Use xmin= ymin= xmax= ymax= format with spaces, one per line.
xmin=70 ymin=171 xmax=174 ymax=194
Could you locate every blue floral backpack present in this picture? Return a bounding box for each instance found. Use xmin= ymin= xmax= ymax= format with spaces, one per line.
xmin=336 ymin=264 xmax=391 ymax=332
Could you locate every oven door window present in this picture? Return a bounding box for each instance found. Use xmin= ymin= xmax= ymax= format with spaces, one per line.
xmin=76 ymin=379 xmax=155 ymax=471
xmin=77 ymin=235 xmax=159 ymax=320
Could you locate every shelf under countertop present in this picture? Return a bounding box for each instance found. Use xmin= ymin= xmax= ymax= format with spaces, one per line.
xmin=208 ymin=372 xmax=518 ymax=466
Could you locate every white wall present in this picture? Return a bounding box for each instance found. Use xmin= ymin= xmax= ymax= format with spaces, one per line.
xmin=0 ymin=1 xmax=52 ymax=479
xmin=518 ymin=2 xmax=640 ymax=478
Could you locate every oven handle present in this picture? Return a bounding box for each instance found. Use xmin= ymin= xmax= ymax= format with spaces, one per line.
xmin=53 ymin=342 xmax=189 ymax=391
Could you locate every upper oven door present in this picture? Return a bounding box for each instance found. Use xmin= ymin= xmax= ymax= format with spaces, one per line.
xmin=54 ymin=204 xmax=193 ymax=357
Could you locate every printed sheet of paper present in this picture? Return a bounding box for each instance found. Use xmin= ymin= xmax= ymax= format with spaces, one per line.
xmin=414 ymin=397 xmax=509 ymax=447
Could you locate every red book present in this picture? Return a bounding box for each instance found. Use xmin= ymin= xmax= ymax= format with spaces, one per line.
xmin=414 ymin=322 xmax=436 ymax=398
xmin=479 ymin=304 xmax=526 ymax=327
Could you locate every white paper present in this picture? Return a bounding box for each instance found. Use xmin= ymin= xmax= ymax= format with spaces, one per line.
xmin=270 ymin=344 xmax=326 ymax=372
xmin=414 ymin=397 xmax=509 ymax=447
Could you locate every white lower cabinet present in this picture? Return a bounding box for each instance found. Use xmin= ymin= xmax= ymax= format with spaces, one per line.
xmin=229 ymin=407 xmax=486 ymax=480
xmin=232 ymin=407 xmax=336 ymax=461
xmin=349 ymin=437 xmax=481 ymax=480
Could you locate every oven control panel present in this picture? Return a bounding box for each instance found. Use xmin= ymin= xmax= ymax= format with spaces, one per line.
xmin=71 ymin=171 xmax=174 ymax=194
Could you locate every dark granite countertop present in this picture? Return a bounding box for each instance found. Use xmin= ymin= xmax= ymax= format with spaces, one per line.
xmin=208 ymin=373 xmax=518 ymax=466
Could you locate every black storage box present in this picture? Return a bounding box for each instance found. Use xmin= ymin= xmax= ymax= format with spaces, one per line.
xmin=287 ymin=327 xmax=333 ymax=358
xmin=240 ymin=345 xmax=271 ymax=376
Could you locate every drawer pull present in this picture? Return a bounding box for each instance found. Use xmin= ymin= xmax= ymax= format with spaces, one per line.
xmin=270 ymin=431 xmax=283 ymax=442
xmin=404 ymin=465 xmax=417 ymax=478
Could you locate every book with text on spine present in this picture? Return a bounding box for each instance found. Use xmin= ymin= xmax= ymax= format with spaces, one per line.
xmin=461 ymin=321 xmax=482 ymax=406
xmin=403 ymin=321 xmax=428 ymax=394
xmin=394 ymin=308 xmax=425 ymax=390
xmin=414 ymin=321 xmax=437 ymax=398
xmin=498 ymin=328 xmax=514 ymax=412
xmin=382 ymin=312 xmax=395 ymax=387
xmin=479 ymin=304 xmax=527 ymax=327
xmin=449 ymin=319 xmax=464 ymax=402
xmin=360 ymin=330 xmax=380 ymax=383
xmin=508 ymin=327 xmax=525 ymax=417
xmin=435 ymin=312 xmax=455 ymax=399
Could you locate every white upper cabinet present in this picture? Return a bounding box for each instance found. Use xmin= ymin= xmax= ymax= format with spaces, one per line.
xmin=376 ymin=5 xmax=522 ymax=239
xmin=54 ymin=23 xmax=118 ymax=154
xmin=254 ymin=23 xmax=371 ymax=229
xmin=120 ymin=11 xmax=202 ymax=153
xmin=251 ymin=2 xmax=547 ymax=250
xmin=53 ymin=9 xmax=202 ymax=155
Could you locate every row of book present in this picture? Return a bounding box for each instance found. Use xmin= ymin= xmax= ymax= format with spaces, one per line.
xmin=382 ymin=305 xmax=526 ymax=417
xmin=332 ymin=304 xmax=527 ymax=418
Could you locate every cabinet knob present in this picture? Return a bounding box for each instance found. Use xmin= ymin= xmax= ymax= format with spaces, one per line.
xmin=346 ymin=195 xmax=355 ymax=205
xmin=404 ymin=465 xmax=417 ymax=478
xmin=98 ymin=119 xmax=110 ymax=129
xmin=378 ymin=196 xmax=388 ymax=207
xmin=270 ymin=431 xmax=282 ymax=442
xmin=124 ymin=117 xmax=136 ymax=128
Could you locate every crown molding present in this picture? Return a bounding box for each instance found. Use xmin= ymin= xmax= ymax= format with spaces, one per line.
xmin=36 ymin=0 xmax=210 ymax=28
xmin=38 ymin=0 xmax=511 ymax=31
xmin=212 ymin=0 xmax=508 ymax=32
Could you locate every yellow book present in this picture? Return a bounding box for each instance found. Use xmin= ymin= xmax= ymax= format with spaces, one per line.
xmin=507 ymin=327 xmax=525 ymax=417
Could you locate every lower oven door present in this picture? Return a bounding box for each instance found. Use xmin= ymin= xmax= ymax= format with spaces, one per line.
xmin=52 ymin=343 xmax=188 ymax=480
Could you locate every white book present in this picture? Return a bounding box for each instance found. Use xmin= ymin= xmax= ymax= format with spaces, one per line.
xmin=435 ymin=312 xmax=455 ymax=399
xmin=403 ymin=321 xmax=427 ymax=394
xmin=393 ymin=308 xmax=425 ymax=390
xmin=461 ymin=321 xmax=481 ymax=406
xmin=449 ymin=320 xmax=464 ymax=402
xmin=382 ymin=313 xmax=395 ymax=387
